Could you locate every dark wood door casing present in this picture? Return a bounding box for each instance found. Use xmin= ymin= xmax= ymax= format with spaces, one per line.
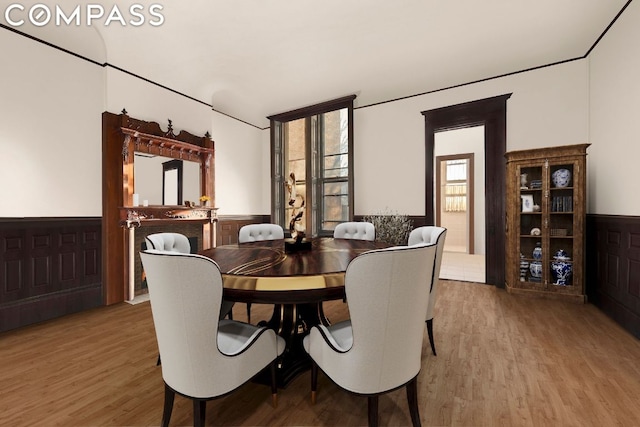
xmin=422 ymin=94 xmax=511 ymax=287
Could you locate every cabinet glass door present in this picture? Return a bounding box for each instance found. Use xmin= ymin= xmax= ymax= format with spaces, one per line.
xmin=517 ymin=165 xmax=543 ymax=284
xmin=548 ymin=161 xmax=575 ymax=286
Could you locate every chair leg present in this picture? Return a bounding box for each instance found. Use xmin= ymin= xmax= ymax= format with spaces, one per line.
xmin=193 ymin=399 xmax=206 ymax=427
xmin=161 ymin=383 xmax=175 ymax=427
xmin=270 ymin=359 xmax=278 ymax=407
xmin=406 ymin=377 xmax=422 ymax=427
xmin=426 ymin=318 xmax=436 ymax=356
xmin=368 ymin=395 xmax=379 ymax=427
xmin=246 ymin=302 xmax=252 ymax=323
xmin=310 ymin=361 xmax=318 ymax=404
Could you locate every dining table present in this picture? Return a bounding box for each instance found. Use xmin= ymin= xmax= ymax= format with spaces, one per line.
xmin=199 ymin=236 xmax=390 ymax=387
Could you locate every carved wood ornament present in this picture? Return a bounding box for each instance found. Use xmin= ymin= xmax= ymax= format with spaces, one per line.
xmin=102 ymin=109 xmax=216 ymax=304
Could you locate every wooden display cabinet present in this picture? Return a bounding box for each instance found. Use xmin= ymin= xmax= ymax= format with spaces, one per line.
xmin=505 ymin=144 xmax=589 ymax=302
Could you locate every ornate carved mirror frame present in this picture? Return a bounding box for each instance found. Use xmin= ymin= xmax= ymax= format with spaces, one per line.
xmin=102 ymin=110 xmax=216 ymax=304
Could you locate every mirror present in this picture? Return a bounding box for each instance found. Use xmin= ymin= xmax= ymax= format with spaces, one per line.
xmin=134 ymin=153 xmax=201 ymax=205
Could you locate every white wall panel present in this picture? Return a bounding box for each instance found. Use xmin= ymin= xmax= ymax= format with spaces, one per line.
xmin=105 ymin=67 xmax=212 ymax=138
xmin=0 ymin=30 xmax=104 ymax=217
xmin=589 ymin=1 xmax=640 ymax=215
xmin=354 ymin=60 xmax=589 ymax=216
xmin=211 ymin=112 xmax=267 ymax=215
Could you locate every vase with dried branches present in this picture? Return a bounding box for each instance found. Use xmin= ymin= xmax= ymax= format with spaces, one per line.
xmin=363 ymin=208 xmax=414 ymax=246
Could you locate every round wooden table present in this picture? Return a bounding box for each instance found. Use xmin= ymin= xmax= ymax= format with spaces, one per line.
xmin=200 ymin=237 xmax=389 ymax=386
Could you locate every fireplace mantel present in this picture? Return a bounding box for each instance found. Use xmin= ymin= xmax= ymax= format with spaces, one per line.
xmin=119 ymin=206 xmax=219 ymax=228
xmin=103 ymin=110 xmax=216 ymax=304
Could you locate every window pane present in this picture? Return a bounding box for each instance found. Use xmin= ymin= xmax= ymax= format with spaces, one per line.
xmin=286 ymin=119 xmax=306 ymax=182
xmin=444 ymin=160 xmax=467 ymax=212
xmin=446 ymin=159 xmax=467 ymax=181
xmin=323 ymin=181 xmax=349 ymax=230
xmin=322 ymin=109 xmax=349 ymax=179
xmin=324 ymin=153 xmax=348 ymax=178
xmin=322 ymin=109 xmax=347 ymax=155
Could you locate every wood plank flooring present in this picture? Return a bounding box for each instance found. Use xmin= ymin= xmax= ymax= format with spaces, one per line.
xmin=1 ymin=280 xmax=640 ymax=426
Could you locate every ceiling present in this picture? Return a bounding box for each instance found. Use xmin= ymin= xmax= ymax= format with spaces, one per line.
xmin=4 ymin=0 xmax=630 ymax=128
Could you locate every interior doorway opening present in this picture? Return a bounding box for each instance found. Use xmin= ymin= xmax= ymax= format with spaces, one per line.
xmin=421 ymin=93 xmax=511 ymax=287
xmin=435 ymin=126 xmax=485 ymax=283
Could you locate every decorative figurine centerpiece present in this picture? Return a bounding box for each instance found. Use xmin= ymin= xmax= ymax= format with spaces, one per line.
xmin=284 ymin=172 xmax=311 ymax=252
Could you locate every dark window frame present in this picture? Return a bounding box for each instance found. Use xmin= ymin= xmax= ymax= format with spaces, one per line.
xmin=268 ymin=95 xmax=356 ymax=237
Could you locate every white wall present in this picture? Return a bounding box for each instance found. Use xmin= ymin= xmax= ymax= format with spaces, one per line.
xmin=105 ymin=67 xmax=213 ymax=145
xmin=589 ymin=0 xmax=640 ymax=215
xmin=106 ymin=69 xmax=269 ymax=216
xmin=211 ymin=112 xmax=268 ymax=215
xmin=0 ymin=29 xmax=104 ymax=217
xmin=0 ymin=24 xmax=269 ymax=219
xmin=4 ymin=12 xmax=635 ymax=221
xmin=354 ymin=59 xmax=589 ymax=216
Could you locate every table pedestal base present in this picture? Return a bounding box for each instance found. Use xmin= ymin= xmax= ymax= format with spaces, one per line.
xmin=255 ymin=302 xmax=331 ymax=388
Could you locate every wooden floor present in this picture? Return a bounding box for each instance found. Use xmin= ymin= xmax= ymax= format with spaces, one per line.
xmin=2 ymin=280 xmax=640 ymax=426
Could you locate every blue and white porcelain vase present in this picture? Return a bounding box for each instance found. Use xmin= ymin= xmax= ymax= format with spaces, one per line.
xmin=519 ymin=253 xmax=529 ymax=281
xmin=551 ymin=249 xmax=573 ymax=286
xmin=529 ymin=261 xmax=542 ymax=279
xmin=532 ymin=242 xmax=542 ymax=260
xmin=552 ymin=168 xmax=571 ymax=188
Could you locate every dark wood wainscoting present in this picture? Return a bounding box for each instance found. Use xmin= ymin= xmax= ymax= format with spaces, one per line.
xmin=0 ymin=218 xmax=102 ymax=333
xmin=217 ymin=215 xmax=272 ymax=246
xmin=587 ymin=214 xmax=640 ymax=338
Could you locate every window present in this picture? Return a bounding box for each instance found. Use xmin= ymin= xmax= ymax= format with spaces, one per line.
xmin=443 ymin=159 xmax=467 ymax=212
xmin=269 ymin=95 xmax=355 ymax=237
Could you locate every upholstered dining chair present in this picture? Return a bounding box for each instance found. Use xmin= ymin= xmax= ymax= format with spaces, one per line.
xmin=303 ymin=244 xmax=437 ymax=427
xmin=333 ymin=221 xmax=375 ymax=241
xmin=145 ymin=232 xmax=234 ymax=321
xmin=238 ymin=223 xmax=284 ymax=242
xmin=145 ymin=232 xmax=191 ymax=254
xmin=238 ymin=223 xmax=285 ymax=323
xmin=140 ymin=250 xmax=285 ymax=427
xmin=408 ymin=226 xmax=447 ymax=356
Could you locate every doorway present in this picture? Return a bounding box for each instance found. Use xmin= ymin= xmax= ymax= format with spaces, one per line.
xmin=436 ymin=154 xmax=475 ymax=253
xmin=422 ymin=94 xmax=511 ymax=287
xmin=435 ymin=126 xmax=486 ymax=283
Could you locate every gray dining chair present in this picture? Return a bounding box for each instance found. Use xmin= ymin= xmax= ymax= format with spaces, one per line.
xmin=333 ymin=221 xmax=375 ymax=241
xmin=303 ymin=244 xmax=437 ymax=427
xmin=238 ymin=223 xmax=284 ymax=242
xmin=408 ymin=226 xmax=447 ymax=356
xmin=238 ymin=223 xmax=285 ymax=323
xmin=140 ymin=250 xmax=285 ymax=427
xmin=145 ymin=232 xmax=191 ymax=253
xmin=145 ymin=232 xmax=234 ymax=321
